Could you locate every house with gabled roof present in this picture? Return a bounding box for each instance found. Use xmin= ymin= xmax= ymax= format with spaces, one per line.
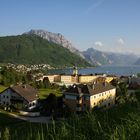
xmin=63 ymin=82 xmax=116 ymax=112
xmin=0 ymin=84 xmax=39 ymax=110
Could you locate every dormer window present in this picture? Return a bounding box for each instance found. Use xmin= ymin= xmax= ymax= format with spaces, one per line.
xmin=77 ymin=96 xmax=80 ymax=100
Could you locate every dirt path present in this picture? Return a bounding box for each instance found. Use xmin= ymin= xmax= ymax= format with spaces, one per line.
xmin=9 ymin=113 xmax=52 ymax=123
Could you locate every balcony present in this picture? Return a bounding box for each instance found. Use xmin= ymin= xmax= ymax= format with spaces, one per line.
xmin=10 ymin=98 xmax=23 ymax=103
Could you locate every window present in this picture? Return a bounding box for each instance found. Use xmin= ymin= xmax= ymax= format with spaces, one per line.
xmin=65 ymin=95 xmax=76 ymax=100
xmin=12 ymin=96 xmax=15 ymax=98
xmin=7 ymin=96 xmax=8 ymax=98
xmin=84 ymin=96 xmax=89 ymax=100
xmin=77 ymin=96 xmax=80 ymax=100
xmin=94 ymin=95 xmax=96 ymax=98
xmin=3 ymin=95 xmax=5 ymax=98
xmin=76 ymin=104 xmax=82 ymax=107
xmin=3 ymin=101 xmax=5 ymax=104
xmin=94 ymin=102 xmax=96 ymax=105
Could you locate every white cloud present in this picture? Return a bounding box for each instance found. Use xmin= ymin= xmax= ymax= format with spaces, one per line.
xmin=117 ymin=38 xmax=125 ymax=46
xmin=94 ymin=41 xmax=103 ymax=47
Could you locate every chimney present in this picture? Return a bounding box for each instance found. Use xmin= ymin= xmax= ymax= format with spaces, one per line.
xmin=92 ymin=84 xmax=95 ymax=89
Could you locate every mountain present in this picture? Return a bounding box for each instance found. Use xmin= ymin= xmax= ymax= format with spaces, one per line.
xmin=134 ymin=58 xmax=140 ymax=65
xmin=83 ymin=48 xmax=138 ymax=66
xmin=0 ymin=34 xmax=91 ymax=67
xmin=82 ymin=48 xmax=111 ymax=65
xmin=24 ymin=29 xmax=84 ymax=58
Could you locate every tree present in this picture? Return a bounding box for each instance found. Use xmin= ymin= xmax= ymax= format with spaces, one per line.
xmin=116 ymin=83 xmax=128 ymax=105
xmin=43 ymin=77 xmax=50 ymax=88
xmin=46 ymin=93 xmax=57 ymax=114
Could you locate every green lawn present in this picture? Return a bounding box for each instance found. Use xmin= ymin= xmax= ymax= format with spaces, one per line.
xmin=0 ymin=85 xmax=7 ymax=93
xmin=0 ymin=85 xmax=63 ymax=99
xmin=38 ymin=87 xmax=62 ymax=99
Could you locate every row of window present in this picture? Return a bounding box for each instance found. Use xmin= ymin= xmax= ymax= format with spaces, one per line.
xmin=65 ymin=90 xmax=113 ymax=101
xmin=2 ymin=95 xmax=9 ymax=99
xmin=76 ymin=102 xmax=112 ymax=109
xmin=93 ymin=101 xmax=111 ymax=107
xmin=0 ymin=101 xmax=9 ymax=105
xmin=93 ymin=91 xmax=111 ymax=99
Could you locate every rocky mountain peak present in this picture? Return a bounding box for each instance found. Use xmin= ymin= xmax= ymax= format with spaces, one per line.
xmin=24 ymin=29 xmax=78 ymax=54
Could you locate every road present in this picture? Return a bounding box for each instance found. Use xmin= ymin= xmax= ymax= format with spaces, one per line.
xmin=9 ymin=113 xmax=52 ymax=123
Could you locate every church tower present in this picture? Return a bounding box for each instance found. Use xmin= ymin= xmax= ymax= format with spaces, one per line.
xmin=73 ymin=65 xmax=78 ymax=76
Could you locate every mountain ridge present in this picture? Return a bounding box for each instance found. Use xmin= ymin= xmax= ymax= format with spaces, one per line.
xmin=24 ymin=29 xmax=85 ymax=58
xmin=0 ymin=34 xmax=91 ymax=67
xmin=82 ymin=48 xmax=139 ymax=66
xmin=0 ymin=29 xmax=139 ymax=66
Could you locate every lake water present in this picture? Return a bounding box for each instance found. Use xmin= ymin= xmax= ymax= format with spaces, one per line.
xmin=48 ymin=65 xmax=140 ymax=76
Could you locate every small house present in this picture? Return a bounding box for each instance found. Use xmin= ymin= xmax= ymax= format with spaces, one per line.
xmin=0 ymin=84 xmax=39 ymax=110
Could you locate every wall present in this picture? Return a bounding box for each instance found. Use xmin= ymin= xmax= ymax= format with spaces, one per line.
xmin=64 ymin=88 xmax=116 ymax=112
xmin=0 ymin=88 xmax=28 ymax=109
xmin=61 ymin=75 xmax=72 ymax=83
xmin=0 ymin=88 xmax=11 ymax=106
xmin=90 ymin=88 xmax=116 ymax=108
xmin=79 ymin=75 xmax=97 ymax=83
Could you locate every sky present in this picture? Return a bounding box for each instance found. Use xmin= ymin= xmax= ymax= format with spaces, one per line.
xmin=0 ymin=0 xmax=140 ymax=54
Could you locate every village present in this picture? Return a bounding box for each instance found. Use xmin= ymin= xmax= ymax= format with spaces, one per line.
xmin=0 ymin=65 xmax=139 ymax=122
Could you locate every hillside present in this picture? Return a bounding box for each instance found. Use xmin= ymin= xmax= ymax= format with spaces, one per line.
xmin=24 ymin=29 xmax=85 ymax=58
xmin=82 ymin=48 xmax=111 ymax=65
xmin=0 ymin=34 xmax=91 ymax=67
xmin=83 ymin=48 xmax=138 ymax=66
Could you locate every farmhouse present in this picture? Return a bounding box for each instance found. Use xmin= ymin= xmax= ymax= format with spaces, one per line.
xmin=0 ymin=84 xmax=39 ymax=110
xmin=63 ymin=82 xmax=116 ymax=112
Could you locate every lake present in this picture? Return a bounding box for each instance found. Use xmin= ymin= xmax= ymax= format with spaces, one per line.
xmin=48 ymin=65 xmax=140 ymax=76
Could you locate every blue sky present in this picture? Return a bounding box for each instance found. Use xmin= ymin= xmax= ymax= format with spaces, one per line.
xmin=0 ymin=0 xmax=140 ymax=54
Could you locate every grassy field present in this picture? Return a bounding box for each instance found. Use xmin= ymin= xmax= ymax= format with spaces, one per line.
xmin=0 ymin=85 xmax=7 ymax=92
xmin=38 ymin=87 xmax=62 ymax=99
xmin=1 ymin=88 xmax=140 ymax=139
xmin=1 ymin=101 xmax=140 ymax=140
xmin=0 ymin=84 xmax=63 ymax=99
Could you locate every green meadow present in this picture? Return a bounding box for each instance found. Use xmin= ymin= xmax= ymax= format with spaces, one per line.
xmin=38 ymin=87 xmax=62 ymax=99
xmin=0 ymin=85 xmax=7 ymax=92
